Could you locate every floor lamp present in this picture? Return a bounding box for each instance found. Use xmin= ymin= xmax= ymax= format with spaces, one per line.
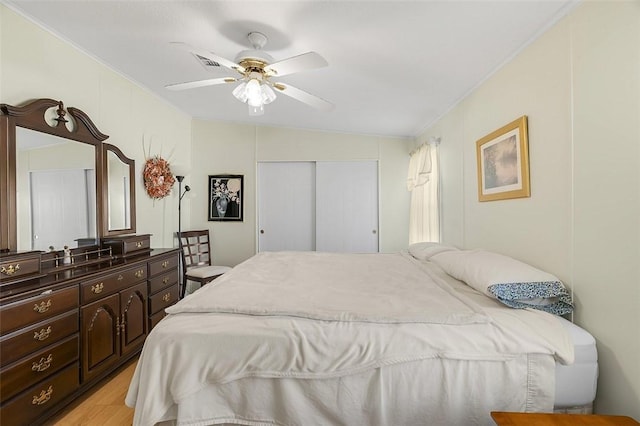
xmin=176 ymin=175 xmax=190 ymax=298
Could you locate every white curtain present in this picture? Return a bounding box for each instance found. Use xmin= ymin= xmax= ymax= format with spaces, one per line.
xmin=407 ymin=143 xmax=440 ymax=244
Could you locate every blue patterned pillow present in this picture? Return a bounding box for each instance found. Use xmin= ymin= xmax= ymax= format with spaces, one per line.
xmin=488 ymin=281 xmax=573 ymax=315
xmin=430 ymin=250 xmax=574 ymax=315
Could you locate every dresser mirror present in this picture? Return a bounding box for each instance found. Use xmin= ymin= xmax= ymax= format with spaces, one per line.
xmin=1 ymin=98 xmax=137 ymax=252
xmin=16 ymin=127 xmax=97 ymax=251
xmin=102 ymin=143 xmax=136 ymax=237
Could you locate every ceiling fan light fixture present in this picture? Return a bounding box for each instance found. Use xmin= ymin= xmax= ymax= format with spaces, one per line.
xmin=232 ymin=81 xmax=248 ymax=103
xmin=233 ymin=78 xmax=276 ymax=115
xmin=262 ymin=84 xmax=277 ymax=105
xmin=248 ymin=104 xmax=264 ymax=116
xmin=245 ymin=79 xmax=263 ymax=107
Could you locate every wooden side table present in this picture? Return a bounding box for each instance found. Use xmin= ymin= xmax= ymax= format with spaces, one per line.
xmin=491 ymin=412 xmax=640 ymax=425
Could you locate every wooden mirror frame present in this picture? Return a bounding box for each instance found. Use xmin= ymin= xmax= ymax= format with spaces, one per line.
xmin=102 ymin=143 xmax=137 ymax=237
xmin=0 ymin=98 xmax=135 ymax=251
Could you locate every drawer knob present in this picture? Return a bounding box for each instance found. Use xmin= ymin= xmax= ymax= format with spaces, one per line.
xmin=136 ymin=241 xmax=144 ymax=248
xmin=33 ymin=326 xmax=52 ymax=341
xmin=117 ymin=274 xmax=124 ymax=281
xmin=32 ymin=385 xmax=53 ymax=405
xmin=162 ymin=277 xmax=169 ymax=285
xmin=161 ymin=260 xmax=169 ymax=268
xmin=32 ymin=354 xmax=53 ymax=372
xmin=91 ymin=283 xmax=104 ymax=294
xmin=134 ymin=270 xmax=144 ymax=279
xmin=162 ymin=293 xmax=171 ymax=303
xmin=33 ymin=299 xmax=52 ymax=313
xmin=0 ymin=263 xmax=20 ymax=276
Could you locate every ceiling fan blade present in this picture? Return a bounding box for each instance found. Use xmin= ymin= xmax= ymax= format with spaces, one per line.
xmin=170 ymin=42 xmax=245 ymax=74
xmin=264 ymin=52 xmax=328 ymax=77
xmin=271 ymin=82 xmax=334 ymax=112
xmin=165 ymin=77 xmax=237 ymax=91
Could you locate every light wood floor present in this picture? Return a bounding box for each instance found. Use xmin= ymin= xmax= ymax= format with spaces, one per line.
xmin=47 ymin=358 xmax=137 ymax=425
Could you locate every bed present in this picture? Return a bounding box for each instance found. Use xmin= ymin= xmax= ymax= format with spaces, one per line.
xmin=126 ymin=247 xmax=597 ymax=426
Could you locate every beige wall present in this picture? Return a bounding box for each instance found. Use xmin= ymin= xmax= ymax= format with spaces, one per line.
xmin=418 ymin=1 xmax=640 ymax=418
xmin=0 ymin=5 xmax=192 ymax=249
xmin=190 ymin=121 xmax=412 ymax=267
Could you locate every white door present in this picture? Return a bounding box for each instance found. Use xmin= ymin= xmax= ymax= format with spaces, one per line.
xmin=315 ymin=161 xmax=379 ymax=253
xmin=258 ymin=162 xmax=316 ymax=252
xmin=30 ymin=169 xmax=91 ymax=250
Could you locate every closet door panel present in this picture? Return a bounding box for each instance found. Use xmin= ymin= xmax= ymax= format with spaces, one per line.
xmin=258 ymin=162 xmax=316 ymax=252
xmin=316 ymin=161 xmax=379 ymax=253
xmin=30 ymin=169 xmax=90 ymax=251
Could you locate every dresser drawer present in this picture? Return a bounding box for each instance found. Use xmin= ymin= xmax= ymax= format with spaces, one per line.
xmin=101 ymin=234 xmax=151 ymax=258
xmin=80 ymin=265 xmax=146 ymax=305
xmin=0 ymin=362 xmax=79 ymax=426
xmin=148 ymin=253 xmax=179 ymax=277
xmin=148 ymin=269 xmax=179 ymax=295
xmin=149 ymin=283 xmax=179 ymax=315
xmin=0 ymin=252 xmax=41 ymax=283
xmin=149 ymin=309 xmax=168 ymax=331
xmin=0 ymin=311 xmax=78 ymax=367
xmin=0 ymin=335 xmax=78 ymax=403
xmin=0 ymin=286 xmax=78 ymax=335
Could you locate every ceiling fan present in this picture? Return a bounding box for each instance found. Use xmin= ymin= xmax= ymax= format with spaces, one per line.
xmin=166 ymin=32 xmax=334 ymax=116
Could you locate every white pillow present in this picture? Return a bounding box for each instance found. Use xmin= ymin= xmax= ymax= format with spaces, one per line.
xmin=408 ymin=242 xmax=459 ymax=261
xmin=430 ymin=249 xmax=573 ymax=315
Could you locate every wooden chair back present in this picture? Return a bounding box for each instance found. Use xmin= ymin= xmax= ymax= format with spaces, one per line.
xmin=178 ymin=229 xmax=231 ymax=298
xmin=179 ymin=230 xmax=213 ymax=274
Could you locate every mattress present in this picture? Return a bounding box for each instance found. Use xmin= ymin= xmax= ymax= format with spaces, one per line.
xmin=554 ymin=317 xmax=598 ymax=408
xmin=128 ymin=252 xmax=586 ymax=425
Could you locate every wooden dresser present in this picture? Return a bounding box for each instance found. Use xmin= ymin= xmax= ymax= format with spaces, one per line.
xmin=0 ymin=245 xmax=180 ymax=425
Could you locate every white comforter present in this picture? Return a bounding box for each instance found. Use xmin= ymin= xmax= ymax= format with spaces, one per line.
xmin=166 ymin=251 xmax=488 ymax=324
xmin=126 ymin=252 xmax=574 ymax=426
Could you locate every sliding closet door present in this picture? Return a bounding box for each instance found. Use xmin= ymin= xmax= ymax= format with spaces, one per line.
xmin=316 ymin=161 xmax=379 ymax=253
xmin=257 ymin=162 xmax=316 ymax=252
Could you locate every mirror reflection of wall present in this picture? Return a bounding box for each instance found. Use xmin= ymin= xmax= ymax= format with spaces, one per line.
xmin=16 ymin=127 xmax=97 ymax=251
xmin=107 ymin=149 xmax=131 ymax=230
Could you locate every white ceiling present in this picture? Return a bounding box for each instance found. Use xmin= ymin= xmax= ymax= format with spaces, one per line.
xmin=4 ymin=0 xmax=578 ymax=138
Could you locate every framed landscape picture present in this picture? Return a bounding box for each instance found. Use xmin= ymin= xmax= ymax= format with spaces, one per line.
xmin=208 ymin=174 xmax=243 ymax=221
xmin=476 ymin=116 xmax=530 ymax=202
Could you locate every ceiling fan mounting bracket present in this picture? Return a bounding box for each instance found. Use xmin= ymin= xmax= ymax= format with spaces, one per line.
xmin=234 ymin=32 xmax=274 ymax=65
xmin=247 ymin=32 xmax=267 ymax=50
xmin=239 ymin=59 xmax=268 ymax=71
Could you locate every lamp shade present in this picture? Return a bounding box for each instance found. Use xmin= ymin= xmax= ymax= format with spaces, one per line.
xmin=262 ymin=84 xmax=276 ymax=104
xmin=232 ymin=82 xmax=248 ymax=103
xmin=171 ymin=164 xmax=189 ymax=178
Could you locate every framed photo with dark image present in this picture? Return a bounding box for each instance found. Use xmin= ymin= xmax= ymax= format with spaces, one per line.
xmin=208 ymin=174 xmax=243 ymax=221
xmin=476 ymin=116 xmax=530 ymax=202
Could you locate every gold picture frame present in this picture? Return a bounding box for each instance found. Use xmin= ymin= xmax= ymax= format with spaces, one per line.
xmin=476 ymin=115 xmax=530 ymax=202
